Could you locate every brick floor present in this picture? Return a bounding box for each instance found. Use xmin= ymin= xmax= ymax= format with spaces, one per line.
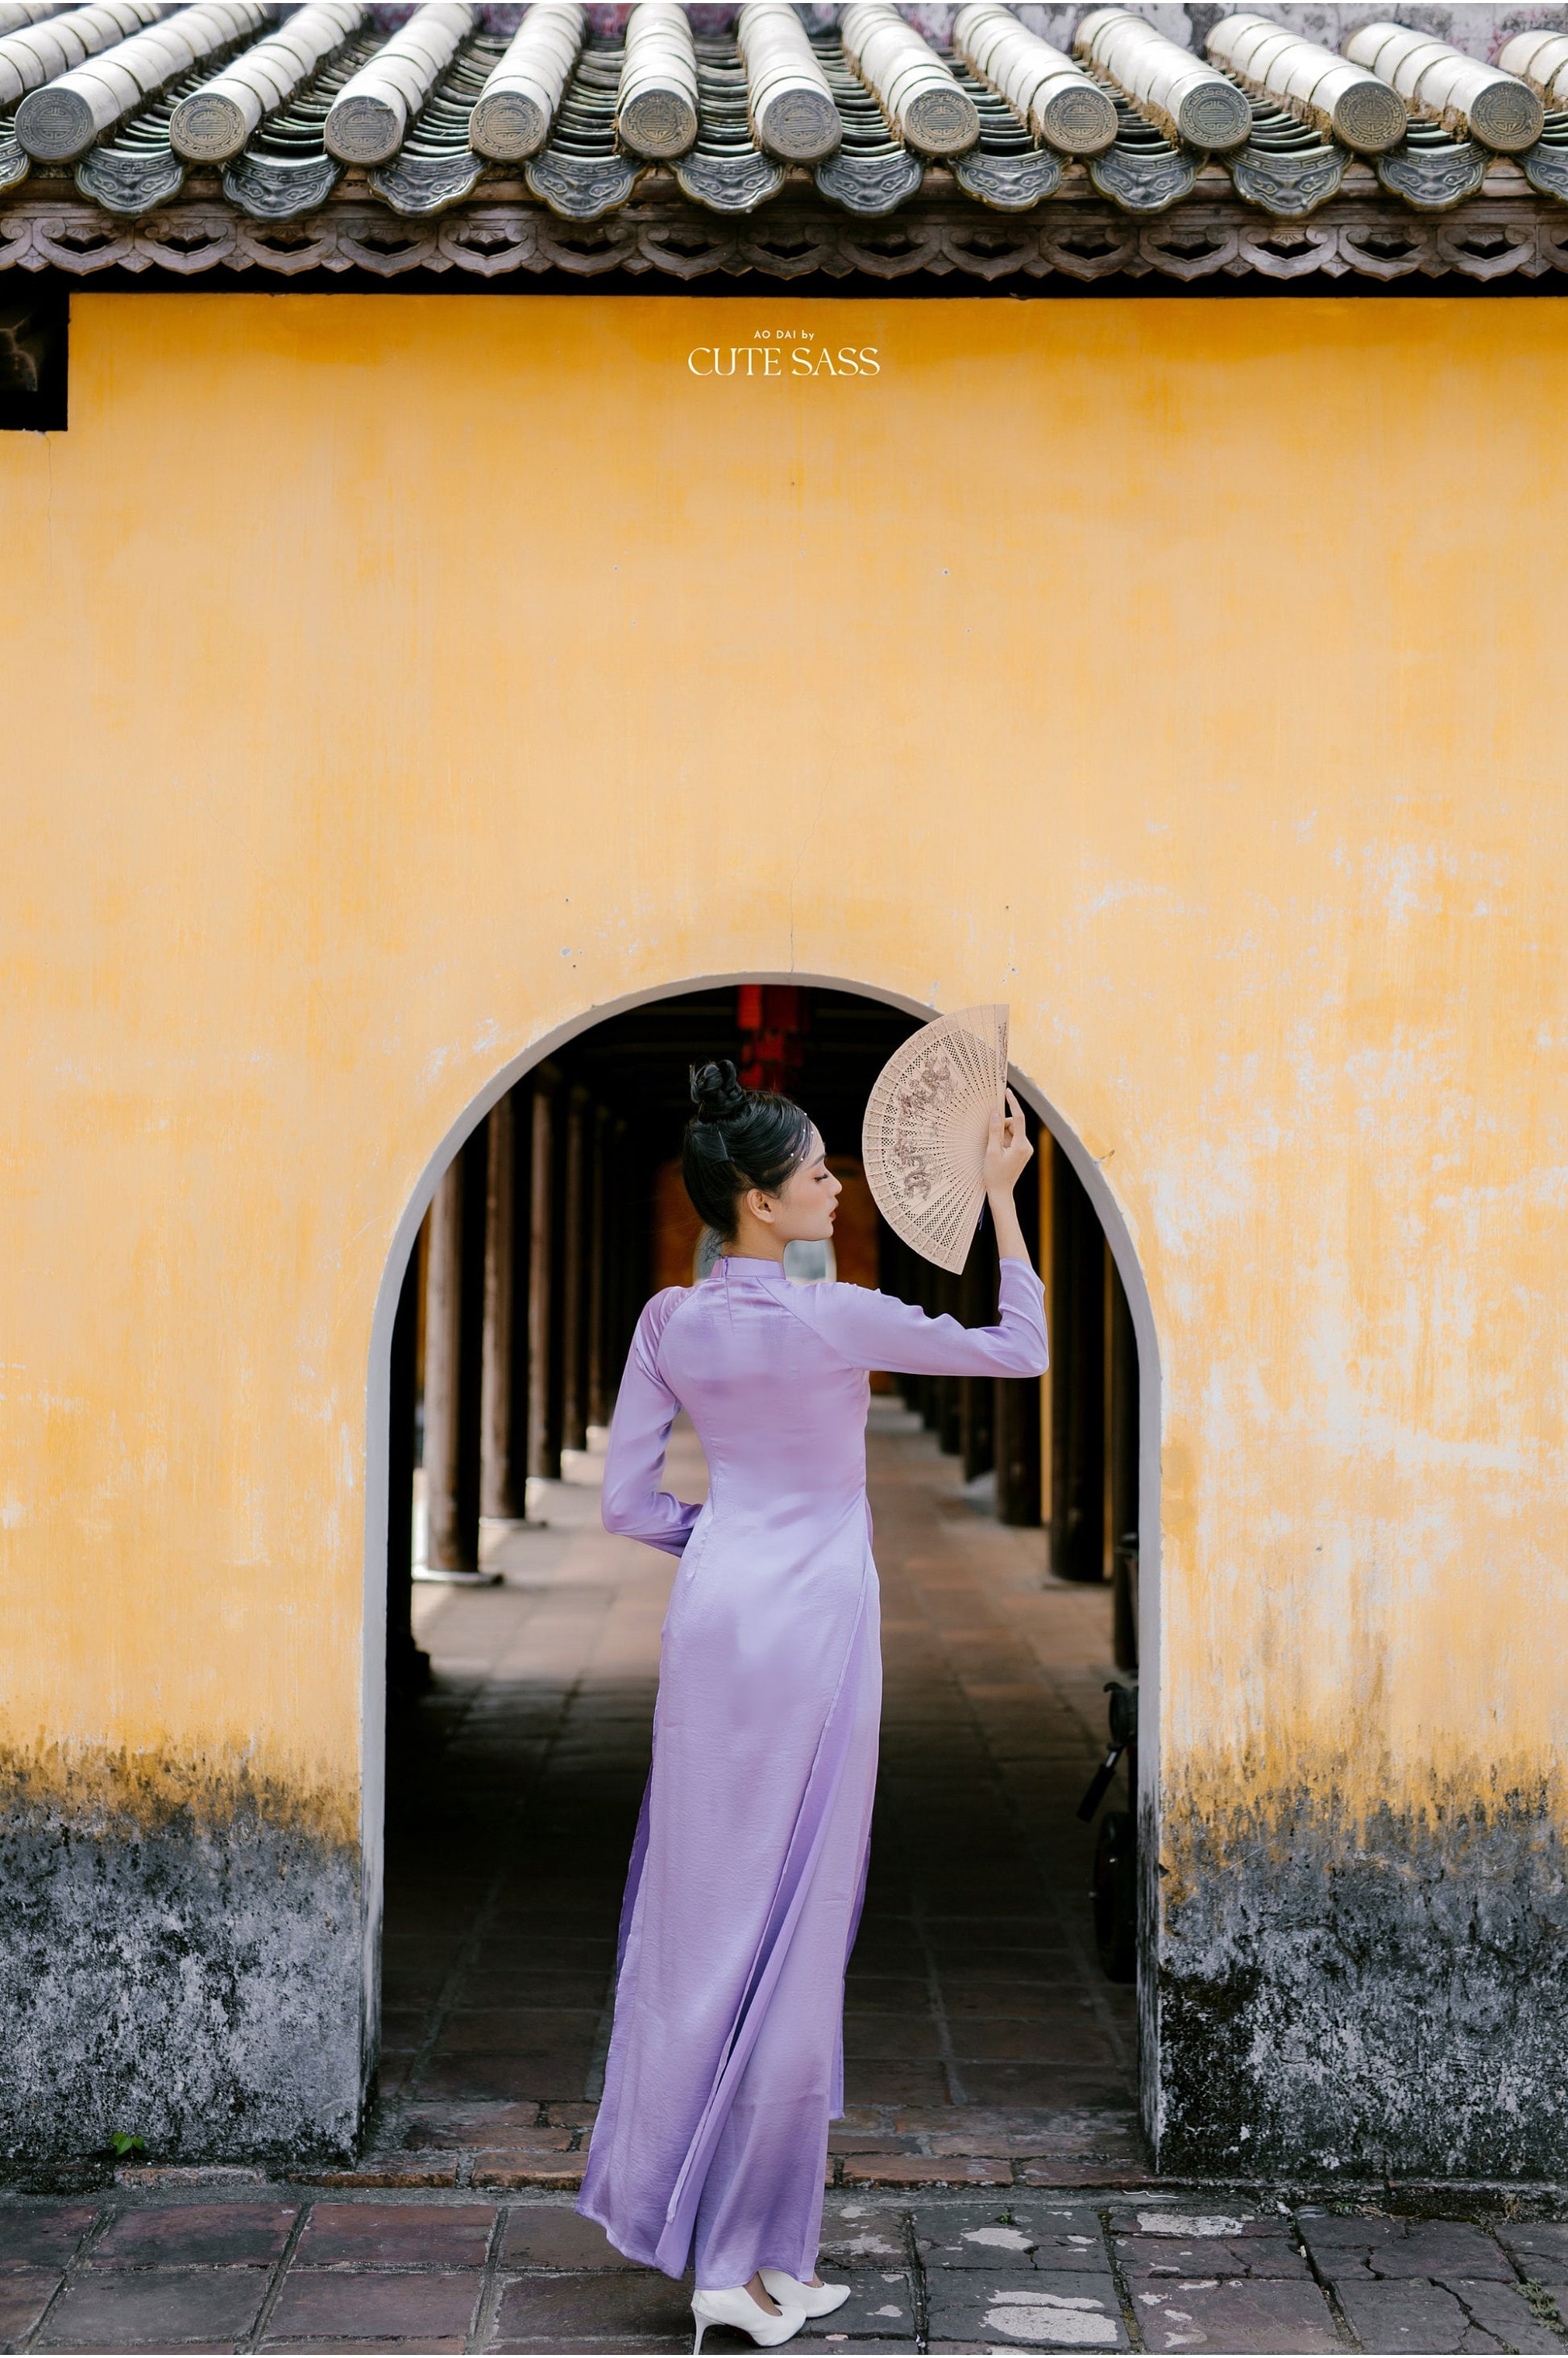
xmin=3 ymin=2187 xmax=1567 ymax=2353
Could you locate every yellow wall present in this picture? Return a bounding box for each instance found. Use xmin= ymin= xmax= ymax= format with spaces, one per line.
xmin=2 ymin=291 xmax=1564 ymax=1912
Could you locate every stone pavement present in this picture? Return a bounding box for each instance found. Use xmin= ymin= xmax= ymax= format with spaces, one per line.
xmin=4 ymin=2184 xmax=1568 ymax=2353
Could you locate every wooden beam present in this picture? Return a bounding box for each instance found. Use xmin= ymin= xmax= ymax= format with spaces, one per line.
xmin=16 ymin=1 xmax=268 ymax=161
xmin=171 ymin=2 xmax=365 ymax=165
xmin=1207 ymin=13 xmax=1407 ymax=155
xmin=1498 ymin=31 xmax=1568 ymax=110
xmin=841 ymin=2 xmax=978 ymax=160
xmin=953 ymin=3 xmax=1116 ymax=159
xmin=1344 ymin=23 xmax=1544 ymax=155
xmin=469 ymin=0 xmax=583 ymax=164
xmin=324 ymin=0 xmax=475 ymax=168
xmin=1076 ymin=7 xmax=1251 ymax=153
xmin=0 ymin=1 xmax=163 ymax=114
xmin=736 ymin=2 xmax=840 ymax=164
xmin=616 ymin=1 xmax=699 ymax=163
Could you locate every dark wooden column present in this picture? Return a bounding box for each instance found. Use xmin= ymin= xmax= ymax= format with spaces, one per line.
xmin=1108 ymin=1256 xmax=1139 ymax=1667
xmin=560 ymin=1082 xmax=591 ymax=1455
xmin=995 ymin=1364 xmax=1043 ymax=1526
xmin=587 ymin=1103 xmax=610 ymax=1431
xmin=386 ymin=1229 xmax=429 ymax=1699
xmin=916 ymin=1258 xmax=943 ymax=1432
xmin=936 ymin=1269 xmax=963 ymax=1455
xmin=996 ymin=1119 xmax=1044 ymax=1527
xmin=622 ymin=1131 xmax=645 ymax=1358
xmin=424 ymin=1130 xmax=487 ymax=1572
xmin=457 ymin=1135 xmax=489 ymax=1551
xmin=422 ymin=1160 xmax=461 ymax=1563
xmin=526 ymin=1069 xmax=563 ymax=1481
xmin=595 ymin=1112 xmax=627 ymax=1424
xmin=607 ymin=1121 xmax=651 ymax=1401
xmin=1049 ymin=1138 xmax=1106 ymax=1582
xmin=881 ymin=1231 xmax=927 ymax=1417
xmin=1038 ymin=1135 xmax=1052 ymax=1534
xmin=504 ymin=1079 xmax=534 ymax=1514
xmin=960 ymin=1232 xmax=995 ymax=1481
xmin=480 ymin=1094 xmax=523 ymax=1521
xmin=923 ymin=1266 xmax=944 ymax=1431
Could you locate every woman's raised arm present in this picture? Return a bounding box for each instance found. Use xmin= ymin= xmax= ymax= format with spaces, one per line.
xmin=795 ymin=1255 xmax=1048 ymax=1380
xmin=784 ymin=1091 xmax=1050 ymax=1376
xmin=787 ymin=1085 xmax=1048 ymax=1377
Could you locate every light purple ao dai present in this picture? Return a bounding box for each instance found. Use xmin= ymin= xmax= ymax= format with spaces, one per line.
xmin=578 ymin=1253 xmax=1049 ymax=2291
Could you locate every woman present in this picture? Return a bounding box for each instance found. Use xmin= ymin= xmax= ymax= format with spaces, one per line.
xmin=578 ymin=1060 xmax=1048 ymax=2351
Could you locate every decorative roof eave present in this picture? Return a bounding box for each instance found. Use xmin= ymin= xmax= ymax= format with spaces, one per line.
xmin=3 ymin=168 xmax=1562 ymax=285
xmin=6 ymin=10 xmax=1566 ymax=243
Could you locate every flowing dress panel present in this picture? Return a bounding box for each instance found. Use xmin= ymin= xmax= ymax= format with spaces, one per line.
xmin=579 ymin=1255 xmax=1047 ymax=2288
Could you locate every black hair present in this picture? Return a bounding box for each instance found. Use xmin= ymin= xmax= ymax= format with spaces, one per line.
xmin=682 ymin=1060 xmax=815 ymax=1242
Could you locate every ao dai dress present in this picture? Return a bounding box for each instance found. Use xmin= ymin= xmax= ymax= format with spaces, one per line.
xmin=578 ymin=1253 xmax=1049 ymax=2291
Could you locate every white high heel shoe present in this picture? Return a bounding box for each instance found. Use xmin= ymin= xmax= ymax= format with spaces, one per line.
xmin=691 ymin=2285 xmax=807 ymax=2352
xmin=760 ymin=2268 xmax=851 ymax=2319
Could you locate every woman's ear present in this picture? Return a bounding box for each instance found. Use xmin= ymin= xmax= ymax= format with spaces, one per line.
xmin=746 ymin=1188 xmax=775 ymax=1226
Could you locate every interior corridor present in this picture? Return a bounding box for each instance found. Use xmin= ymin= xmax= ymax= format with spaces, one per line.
xmin=374 ymin=1400 xmax=1141 ymax=2190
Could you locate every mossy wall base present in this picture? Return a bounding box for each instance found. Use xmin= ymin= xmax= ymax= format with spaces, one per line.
xmin=1158 ymin=1780 xmax=1568 ymax=2178
xmin=0 ymin=1758 xmax=363 ymax=2169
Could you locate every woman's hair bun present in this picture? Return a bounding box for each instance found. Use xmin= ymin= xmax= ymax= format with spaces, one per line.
xmin=682 ymin=1057 xmax=814 ymax=1240
xmin=690 ymin=1059 xmax=749 ymax=1126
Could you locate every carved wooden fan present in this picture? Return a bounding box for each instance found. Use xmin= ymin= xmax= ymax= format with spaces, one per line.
xmin=862 ymin=1006 xmax=1010 ymax=1275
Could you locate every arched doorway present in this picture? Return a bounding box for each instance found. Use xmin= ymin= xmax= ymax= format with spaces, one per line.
xmin=362 ymin=978 xmax=1159 ymax=2176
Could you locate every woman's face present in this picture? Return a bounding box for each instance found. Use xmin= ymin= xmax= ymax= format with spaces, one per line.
xmin=749 ymin=1129 xmax=841 ymax=1243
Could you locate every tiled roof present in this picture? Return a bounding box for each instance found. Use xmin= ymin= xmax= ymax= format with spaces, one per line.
xmin=2 ymin=1 xmax=1566 ymax=287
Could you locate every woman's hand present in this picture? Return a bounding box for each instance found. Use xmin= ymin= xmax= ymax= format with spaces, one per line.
xmin=983 ymin=1090 xmax=1035 ymax=1266
xmin=983 ymin=1089 xmax=1034 ymax=1198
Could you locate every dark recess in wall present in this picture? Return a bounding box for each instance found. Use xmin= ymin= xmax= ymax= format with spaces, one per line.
xmin=0 ymin=289 xmax=67 ymax=431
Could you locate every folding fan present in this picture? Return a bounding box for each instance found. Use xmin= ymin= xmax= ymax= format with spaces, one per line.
xmin=861 ymin=1005 xmax=1010 ymax=1275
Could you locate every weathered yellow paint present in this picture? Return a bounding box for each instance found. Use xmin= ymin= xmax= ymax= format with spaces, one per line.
xmin=2 ymin=293 xmax=1565 ymax=1856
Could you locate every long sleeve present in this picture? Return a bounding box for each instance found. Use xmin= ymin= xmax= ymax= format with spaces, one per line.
xmin=601 ymin=1291 xmax=703 ymax=1557
xmin=797 ymin=1255 xmax=1049 ymax=1379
